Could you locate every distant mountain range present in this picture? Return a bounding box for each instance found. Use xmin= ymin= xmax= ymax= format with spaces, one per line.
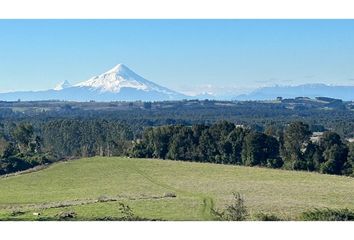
xmin=0 ymin=64 xmax=186 ymax=102
xmin=0 ymin=65 xmax=353 ymax=102
xmin=234 ymin=84 xmax=354 ymax=101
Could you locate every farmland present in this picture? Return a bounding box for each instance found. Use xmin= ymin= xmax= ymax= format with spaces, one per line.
xmin=0 ymin=157 xmax=354 ymax=220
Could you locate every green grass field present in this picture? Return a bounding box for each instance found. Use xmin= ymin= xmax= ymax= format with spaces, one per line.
xmin=0 ymin=157 xmax=354 ymax=220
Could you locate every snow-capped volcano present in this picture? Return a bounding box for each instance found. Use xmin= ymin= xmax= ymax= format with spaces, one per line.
xmin=54 ymin=80 xmax=72 ymax=91
xmin=0 ymin=64 xmax=186 ymax=102
xmin=74 ymin=64 xmax=178 ymax=95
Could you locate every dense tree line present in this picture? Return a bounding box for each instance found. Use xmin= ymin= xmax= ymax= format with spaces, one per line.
xmin=1 ymin=99 xmax=353 ymax=139
xmin=0 ymin=118 xmax=353 ymax=177
xmin=130 ymin=121 xmax=354 ymax=176
xmin=0 ymin=122 xmax=49 ymax=175
xmin=0 ymin=120 xmax=134 ymax=174
xmin=42 ymin=119 xmax=133 ymax=158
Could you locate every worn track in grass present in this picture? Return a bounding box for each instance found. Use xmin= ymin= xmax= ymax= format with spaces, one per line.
xmin=128 ymin=161 xmax=215 ymax=220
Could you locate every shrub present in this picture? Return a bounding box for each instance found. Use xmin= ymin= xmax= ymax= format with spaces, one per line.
xmin=254 ymin=212 xmax=282 ymax=221
xmin=22 ymin=153 xmax=51 ymax=165
xmin=118 ymin=203 xmax=137 ymax=220
xmin=116 ymin=202 xmax=160 ymax=221
xmin=300 ymin=208 xmax=354 ymax=221
xmin=57 ymin=210 xmax=77 ymax=220
xmin=0 ymin=156 xmax=32 ymax=175
xmin=10 ymin=210 xmax=26 ymax=216
xmin=266 ymin=158 xmax=283 ymax=169
xmin=212 ymin=192 xmax=248 ymax=221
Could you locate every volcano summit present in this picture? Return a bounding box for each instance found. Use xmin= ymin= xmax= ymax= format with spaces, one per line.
xmin=0 ymin=64 xmax=186 ymax=102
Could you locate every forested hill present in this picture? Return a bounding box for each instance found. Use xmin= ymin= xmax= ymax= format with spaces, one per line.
xmin=1 ymin=98 xmax=353 ymax=138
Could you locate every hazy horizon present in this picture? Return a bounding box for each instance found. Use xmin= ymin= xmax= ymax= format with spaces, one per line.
xmin=1 ymin=20 xmax=354 ymax=96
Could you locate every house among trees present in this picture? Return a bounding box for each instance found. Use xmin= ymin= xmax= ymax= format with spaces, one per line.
xmin=310 ymin=132 xmax=324 ymax=143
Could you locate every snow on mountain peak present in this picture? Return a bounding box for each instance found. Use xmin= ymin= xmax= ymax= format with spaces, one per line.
xmin=105 ymin=63 xmax=127 ymax=74
xmin=0 ymin=63 xmax=188 ymax=101
xmin=54 ymin=80 xmax=71 ymax=91
xmin=74 ymin=64 xmax=177 ymax=95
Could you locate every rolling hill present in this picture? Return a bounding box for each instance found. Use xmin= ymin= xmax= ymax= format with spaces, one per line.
xmin=1 ymin=157 xmax=354 ymax=220
xmin=235 ymin=84 xmax=354 ymax=101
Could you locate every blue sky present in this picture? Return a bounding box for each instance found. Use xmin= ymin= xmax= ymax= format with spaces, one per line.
xmin=1 ymin=20 xmax=354 ymax=95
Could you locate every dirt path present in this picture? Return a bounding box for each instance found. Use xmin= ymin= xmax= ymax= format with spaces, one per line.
xmin=128 ymin=162 xmax=215 ymax=220
xmin=0 ymin=194 xmax=176 ymax=212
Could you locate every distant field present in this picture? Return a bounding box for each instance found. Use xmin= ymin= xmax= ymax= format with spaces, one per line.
xmin=0 ymin=157 xmax=354 ymax=220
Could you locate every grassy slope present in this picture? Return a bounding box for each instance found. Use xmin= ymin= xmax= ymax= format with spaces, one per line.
xmin=0 ymin=157 xmax=354 ymax=220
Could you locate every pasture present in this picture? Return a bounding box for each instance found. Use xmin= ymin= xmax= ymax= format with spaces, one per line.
xmin=0 ymin=157 xmax=354 ymax=220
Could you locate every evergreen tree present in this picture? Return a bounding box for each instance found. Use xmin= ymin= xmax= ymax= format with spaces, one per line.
xmin=319 ymin=132 xmax=349 ymax=175
xmin=283 ymin=122 xmax=311 ymax=170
